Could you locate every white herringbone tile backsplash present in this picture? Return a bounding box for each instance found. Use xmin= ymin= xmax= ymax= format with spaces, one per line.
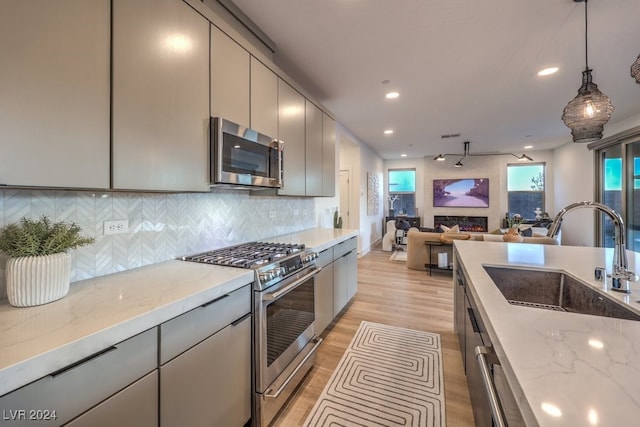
xmin=0 ymin=189 xmax=316 ymax=298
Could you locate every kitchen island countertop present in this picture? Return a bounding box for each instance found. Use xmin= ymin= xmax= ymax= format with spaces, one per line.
xmin=0 ymin=227 xmax=357 ymax=397
xmin=454 ymin=240 xmax=640 ymax=426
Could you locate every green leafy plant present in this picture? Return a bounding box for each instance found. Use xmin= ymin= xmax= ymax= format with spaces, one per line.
xmin=507 ymin=214 xmax=523 ymax=229
xmin=0 ymin=216 xmax=95 ymax=257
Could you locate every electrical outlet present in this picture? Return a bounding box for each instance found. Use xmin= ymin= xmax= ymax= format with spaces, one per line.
xmin=268 ymin=211 xmax=276 ymax=219
xmin=303 ymin=209 xmax=308 ymax=215
xmin=104 ymin=220 xmax=129 ymax=235
xmin=293 ymin=209 xmax=299 ymax=216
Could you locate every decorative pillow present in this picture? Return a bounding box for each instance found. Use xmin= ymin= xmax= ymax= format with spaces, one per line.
xmin=518 ymin=224 xmax=533 ymax=237
xmin=441 ymin=224 xmax=460 ymax=233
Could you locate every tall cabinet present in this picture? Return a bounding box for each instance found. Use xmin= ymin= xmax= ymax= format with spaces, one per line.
xmin=0 ymin=0 xmax=110 ymax=188
xmin=211 ymin=25 xmax=250 ymax=128
xmin=277 ymin=79 xmax=307 ymax=196
xmin=112 ymin=0 xmax=210 ymax=191
xmin=250 ymin=57 xmax=278 ymax=138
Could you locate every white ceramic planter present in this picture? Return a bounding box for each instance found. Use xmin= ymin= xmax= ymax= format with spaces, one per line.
xmin=6 ymin=253 xmax=71 ymax=307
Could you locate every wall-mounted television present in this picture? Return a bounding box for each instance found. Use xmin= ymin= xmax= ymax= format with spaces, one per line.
xmin=433 ymin=178 xmax=489 ymax=208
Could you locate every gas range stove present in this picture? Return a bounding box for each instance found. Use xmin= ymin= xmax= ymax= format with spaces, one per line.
xmin=182 ymin=241 xmax=318 ymax=291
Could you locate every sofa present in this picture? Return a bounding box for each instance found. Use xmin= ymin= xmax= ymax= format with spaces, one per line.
xmin=405 ymin=228 xmax=559 ymax=271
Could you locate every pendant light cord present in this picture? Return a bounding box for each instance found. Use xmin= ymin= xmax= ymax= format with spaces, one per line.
xmin=584 ymin=0 xmax=589 ymax=69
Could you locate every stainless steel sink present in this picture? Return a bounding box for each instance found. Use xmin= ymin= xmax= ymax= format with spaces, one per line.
xmin=483 ymin=266 xmax=640 ymax=321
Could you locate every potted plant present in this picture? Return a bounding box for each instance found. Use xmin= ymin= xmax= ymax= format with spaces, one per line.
xmin=0 ymin=216 xmax=95 ymax=307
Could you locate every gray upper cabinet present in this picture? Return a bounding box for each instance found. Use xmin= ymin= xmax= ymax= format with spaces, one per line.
xmin=322 ymin=114 xmax=337 ymax=197
xmin=305 ymin=100 xmax=323 ymax=197
xmin=250 ymin=57 xmax=278 ymax=139
xmin=277 ymin=79 xmax=306 ymax=196
xmin=211 ymin=25 xmax=250 ymax=127
xmin=112 ymin=0 xmax=209 ymax=192
xmin=0 ymin=0 xmax=110 ymax=189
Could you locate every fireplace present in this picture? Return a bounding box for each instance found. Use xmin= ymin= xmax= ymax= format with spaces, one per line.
xmin=434 ymin=215 xmax=488 ymax=232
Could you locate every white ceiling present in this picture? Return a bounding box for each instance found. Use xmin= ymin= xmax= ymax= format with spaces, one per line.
xmin=231 ymin=0 xmax=640 ymax=160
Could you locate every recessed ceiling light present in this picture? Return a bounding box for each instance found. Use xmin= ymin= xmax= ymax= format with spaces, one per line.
xmin=400 ymin=154 xmax=407 ymax=157
xmin=524 ymin=145 xmax=533 ymax=149
xmin=384 ymin=129 xmax=394 ymax=135
xmin=385 ymin=91 xmax=399 ymax=99
xmin=537 ymin=67 xmax=558 ymax=76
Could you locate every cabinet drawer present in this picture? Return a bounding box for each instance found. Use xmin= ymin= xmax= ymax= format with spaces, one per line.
xmin=333 ymin=237 xmax=357 ymax=259
xmin=64 ymin=370 xmax=158 ymax=427
xmin=159 ymin=284 xmax=251 ymax=364
xmin=160 ymin=315 xmax=251 ymax=427
xmin=316 ymin=247 xmax=333 ymax=268
xmin=0 ymin=328 xmax=157 ymax=426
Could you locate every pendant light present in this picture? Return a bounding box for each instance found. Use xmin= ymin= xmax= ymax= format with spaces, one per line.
xmin=631 ymin=54 xmax=640 ymax=84
xmin=561 ymin=0 xmax=613 ymax=143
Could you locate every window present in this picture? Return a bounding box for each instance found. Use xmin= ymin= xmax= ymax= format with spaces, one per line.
xmin=507 ymin=163 xmax=545 ymax=220
xmin=596 ymin=138 xmax=640 ymax=251
xmin=388 ymin=169 xmax=416 ymax=216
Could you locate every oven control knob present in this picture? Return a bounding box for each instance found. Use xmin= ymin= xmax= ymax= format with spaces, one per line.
xmin=273 ymin=267 xmax=285 ymax=277
xmin=259 ymin=271 xmax=274 ymax=282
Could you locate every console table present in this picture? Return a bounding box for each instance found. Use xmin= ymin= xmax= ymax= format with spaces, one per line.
xmin=424 ymin=241 xmax=453 ymax=276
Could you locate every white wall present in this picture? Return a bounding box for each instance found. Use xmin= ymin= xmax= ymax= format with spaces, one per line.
xmin=337 ymin=123 xmax=384 ymax=255
xmin=384 ymin=151 xmax=555 ymax=232
xmin=553 ymin=142 xmax=596 ymax=247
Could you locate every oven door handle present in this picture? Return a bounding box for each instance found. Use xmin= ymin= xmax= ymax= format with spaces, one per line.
xmin=264 ymin=336 xmax=323 ymax=398
xmin=263 ymin=267 xmax=321 ymax=301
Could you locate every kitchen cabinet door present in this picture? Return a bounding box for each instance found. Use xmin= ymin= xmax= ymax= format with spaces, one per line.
xmin=333 ymin=252 xmax=349 ymax=316
xmin=211 ymin=24 xmax=250 ymax=128
xmin=322 ymin=114 xmax=337 ymax=197
xmin=345 ymin=249 xmax=358 ymax=302
xmin=305 ymin=100 xmax=323 ymax=196
xmin=160 ymin=315 xmax=252 ymax=427
xmin=112 ymin=0 xmax=209 ymax=191
xmin=250 ymin=57 xmax=278 ymax=139
xmin=0 ymin=0 xmax=110 ymax=189
xmin=64 ymin=371 xmax=158 ymax=427
xmin=315 ymin=260 xmax=334 ymax=334
xmin=277 ymin=79 xmax=306 ymax=196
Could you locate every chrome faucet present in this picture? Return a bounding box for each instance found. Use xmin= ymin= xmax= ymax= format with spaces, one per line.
xmin=547 ymin=201 xmax=637 ymax=293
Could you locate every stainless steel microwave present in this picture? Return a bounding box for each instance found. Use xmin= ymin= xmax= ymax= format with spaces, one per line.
xmin=211 ymin=117 xmax=283 ymax=189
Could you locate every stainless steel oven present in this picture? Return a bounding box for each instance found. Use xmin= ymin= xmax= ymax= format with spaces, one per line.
xmin=181 ymin=242 xmax=322 ymax=427
xmin=211 ymin=117 xmax=283 ymax=189
xmin=253 ymin=263 xmax=322 ymax=426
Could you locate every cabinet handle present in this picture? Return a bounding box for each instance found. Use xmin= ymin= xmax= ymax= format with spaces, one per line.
xmin=467 ymin=307 xmax=481 ymax=333
xmin=231 ymin=312 xmax=251 ymax=326
xmin=201 ymin=293 xmax=230 ymax=308
xmin=475 ymin=346 xmax=507 ymax=427
xmin=50 ymin=346 xmax=118 ymax=378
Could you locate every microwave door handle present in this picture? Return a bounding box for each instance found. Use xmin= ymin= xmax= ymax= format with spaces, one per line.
xmin=263 ymin=267 xmax=321 ymax=301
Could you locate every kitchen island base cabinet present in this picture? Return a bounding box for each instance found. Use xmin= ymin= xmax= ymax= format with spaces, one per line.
xmin=454 ymin=253 xmax=525 ymax=427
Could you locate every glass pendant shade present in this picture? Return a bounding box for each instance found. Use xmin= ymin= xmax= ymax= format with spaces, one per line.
xmin=562 ymin=68 xmax=614 ymax=143
xmin=632 ymin=54 xmax=640 ymax=84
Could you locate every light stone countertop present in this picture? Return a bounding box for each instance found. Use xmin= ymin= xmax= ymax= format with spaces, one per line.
xmin=0 ymin=227 xmax=357 ymax=397
xmin=267 ymin=227 xmax=359 ymax=253
xmin=454 ymin=240 xmax=640 ymax=426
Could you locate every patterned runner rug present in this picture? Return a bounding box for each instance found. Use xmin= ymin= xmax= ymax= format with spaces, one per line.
xmin=303 ymin=321 xmax=445 ymax=427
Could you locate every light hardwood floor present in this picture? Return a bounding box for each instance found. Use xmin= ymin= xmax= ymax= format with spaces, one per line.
xmin=272 ymin=247 xmax=475 ymax=426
